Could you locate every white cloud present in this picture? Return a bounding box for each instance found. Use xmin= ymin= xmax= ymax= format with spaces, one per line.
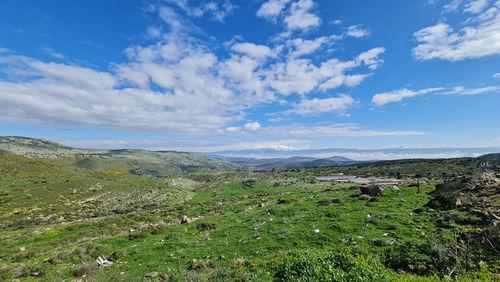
xmin=444 ymin=0 xmax=466 ymax=11
xmin=372 ymin=87 xmax=443 ymax=106
xmin=493 ymin=72 xmax=500 ymax=78
xmin=332 ymin=19 xmax=342 ymax=25
xmin=413 ymin=0 xmax=500 ymax=61
xmin=260 ymin=124 xmax=428 ymax=137
xmin=244 ymin=122 xmax=262 ymax=131
xmin=346 ymin=25 xmax=368 ymax=38
xmin=284 ymin=0 xmax=321 ymax=32
xmin=464 ymin=0 xmax=490 ymax=13
xmin=441 ymin=85 xmax=499 ymax=94
xmin=165 ymin=0 xmax=235 ymax=22
xmin=257 ymin=0 xmax=291 ymax=20
xmin=42 ymin=47 xmax=65 ymax=59
xmin=283 ymin=95 xmax=355 ymax=116
xmin=231 ymin=43 xmax=274 ymax=59
xmin=0 ymin=2 xmax=388 ymax=137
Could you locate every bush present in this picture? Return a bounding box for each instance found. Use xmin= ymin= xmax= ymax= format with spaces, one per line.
xmin=74 ymin=263 xmax=99 ymax=277
xmin=272 ymin=248 xmax=392 ymax=281
xmin=278 ymin=199 xmax=296 ymax=204
xmin=197 ymin=222 xmax=218 ymax=231
xmin=318 ymin=198 xmax=343 ymax=206
xmin=110 ymin=249 xmax=126 ymax=261
xmin=150 ymin=225 xmax=167 ymax=235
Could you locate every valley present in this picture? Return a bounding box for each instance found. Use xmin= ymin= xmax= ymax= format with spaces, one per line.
xmin=0 ymin=137 xmax=499 ymax=280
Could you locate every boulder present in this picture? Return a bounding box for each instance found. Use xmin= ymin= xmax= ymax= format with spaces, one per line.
xmin=391 ymin=185 xmax=399 ymax=191
xmin=358 ymin=194 xmax=371 ymax=201
xmin=360 ymin=185 xmax=383 ymax=197
xmin=144 ymin=272 xmax=158 ymax=278
xmin=180 ymin=215 xmax=190 ymax=224
xmin=232 ymin=258 xmax=247 ymax=265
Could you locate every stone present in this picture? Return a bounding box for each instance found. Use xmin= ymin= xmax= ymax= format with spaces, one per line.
xmin=391 ymin=185 xmax=400 ymax=191
xmin=144 ymin=272 xmax=158 ymax=278
xmin=360 ymin=185 xmax=383 ymax=197
xmin=358 ymin=194 xmax=371 ymax=201
xmin=313 ymin=229 xmax=320 ymax=233
xmin=19 ymin=247 xmax=25 ymax=252
xmin=180 ymin=215 xmax=190 ymax=224
xmin=232 ymin=258 xmax=247 ymax=265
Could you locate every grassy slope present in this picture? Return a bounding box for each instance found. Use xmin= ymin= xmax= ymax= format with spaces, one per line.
xmin=1 ymin=152 xmax=498 ymax=280
xmin=0 ymin=136 xmax=236 ymax=177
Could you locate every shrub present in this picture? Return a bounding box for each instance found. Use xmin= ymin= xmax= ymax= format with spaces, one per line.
xmin=197 ymin=222 xmax=218 ymax=231
xmin=128 ymin=231 xmax=148 ymax=241
xmin=110 ymin=249 xmax=126 ymax=261
xmin=277 ymin=199 xmax=296 ymax=204
xmin=150 ymin=225 xmax=167 ymax=235
xmin=74 ymin=263 xmax=99 ymax=277
xmin=272 ymin=248 xmax=392 ymax=281
xmin=318 ymin=198 xmax=343 ymax=206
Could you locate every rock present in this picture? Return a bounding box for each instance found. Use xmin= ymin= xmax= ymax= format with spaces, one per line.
xmin=313 ymin=229 xmax=320 ymax=233
xmin=360 ymin=185 xmax=383 ymax=197
xmin=391 ymin=198 xmax=406 ymax=202
xmin=144 ymin=272 xmax=158 ymax=278
xmin=19 ymin=247 xmax=25 ymax=252
xmin=416 ymin=265 xmax=427 ymax=272
xmin=232 ymin=258 xmax=247 ymax=265
xmin=391 ymin=185 xmax=400 ymax=191
xmin=180 ymin=215 xmax=190 ymax=224
xmin=219 ymin=255 xmax=225 ymax=260
xmin=358 ymin=194 xmax=371 ymax=201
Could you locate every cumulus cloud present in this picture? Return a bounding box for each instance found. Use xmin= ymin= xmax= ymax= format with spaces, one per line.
xmin=165 ymin=0 xmax=236 ymax=22
xmin=464 ymin=0 xmax=490 ymax=13
xmin=231 ymin=43 xmax=274 ymax=59
xmin=284 ymin=0 xmax=321 ymax=32
xmin=345 ymin=25 xmax=369 ymax=38
xmin=372 ymin=88 xmax=443 ymax=106
xmin=412 ymin=0 xmax=500 ymax=61
xmin=0 ymin=1 xmax=390 ymax=137
xmin=256 ymin=0 xmax=291 ymax=20
xmin=283 ymin=95 xmax=355 ymax=116
xmin=244 ymin=121 xmax=262 ymax=131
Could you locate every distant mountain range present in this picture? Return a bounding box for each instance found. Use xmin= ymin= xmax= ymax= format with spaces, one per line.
xmin=215 ymin=155 xmax=361 ymax=171
xmin=2 ymin=136 xmax=500 ymax=173
xmin=209 ymin=146 xmax=500 ymax=161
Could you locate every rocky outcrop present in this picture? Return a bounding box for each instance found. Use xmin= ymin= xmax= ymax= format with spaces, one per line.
xmin=360 ymin=185 xmax=383 ymax=197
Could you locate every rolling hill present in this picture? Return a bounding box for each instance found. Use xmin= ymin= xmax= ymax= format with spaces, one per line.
xmin=0 ymin=136 xmax=236 ymax=177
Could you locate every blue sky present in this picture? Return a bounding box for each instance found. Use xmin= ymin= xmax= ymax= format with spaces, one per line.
xmin=0 ymin=0 xmax=499 ymax=157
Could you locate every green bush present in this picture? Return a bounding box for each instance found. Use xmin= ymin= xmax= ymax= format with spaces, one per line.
xmin=197 ymin=222 xmax=218 ymax=231
xmin=272 ymin=248 xmax=392 ymax=281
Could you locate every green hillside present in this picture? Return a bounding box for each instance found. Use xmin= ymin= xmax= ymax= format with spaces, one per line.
xmin=0 ymin=137 xmax=236 ymax=177
xmin=0 ymin=147 xmax=499 ymax=280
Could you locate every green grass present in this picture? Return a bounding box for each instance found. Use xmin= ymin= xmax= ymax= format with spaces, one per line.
xmin=0 ymin=152 xmax=499 ymax=281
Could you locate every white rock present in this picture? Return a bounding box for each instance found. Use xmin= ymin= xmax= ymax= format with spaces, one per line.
xmin=314 ymin=229 xmax=320 ymax=233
